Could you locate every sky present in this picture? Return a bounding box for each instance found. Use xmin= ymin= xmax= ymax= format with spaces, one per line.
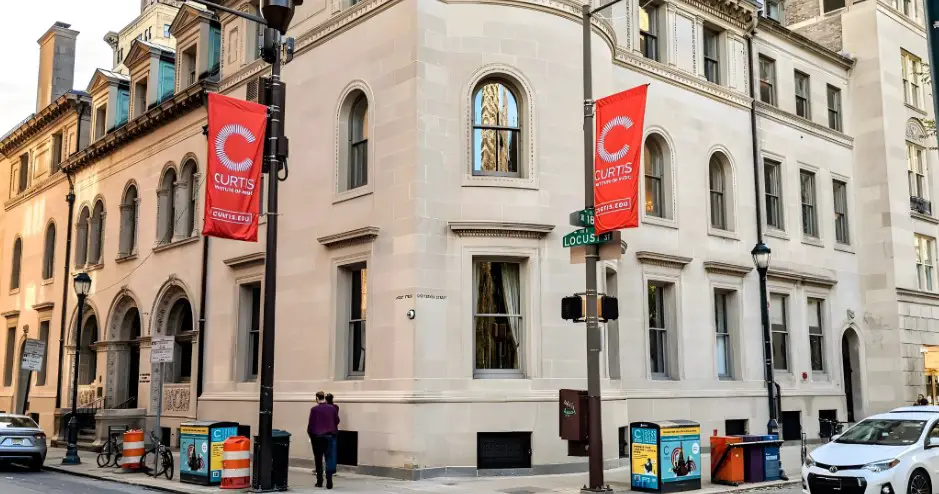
xmin=0 ymin=0 xmax=140 ymax=135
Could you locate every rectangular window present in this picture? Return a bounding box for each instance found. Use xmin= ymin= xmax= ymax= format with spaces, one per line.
xmin=640 ymin=5 xmax=659 ymax=61
xmin=903 ymin=52 xmax=923 ymax=108
xmin=134 ymin=79 xmax=148 ymax=118
xmin=770 ymin=294 xmax=789 ymax=371
xmin=474 ymin=260 xmax=522 ymax=376
xmin=827 ymin=85 xmax=843 ymax=131
xmin=3 ymin=327 xmax=14 ymax=387
xmin=714 ymin=290 xmax=732 ymax=379
xmin=239 ymin=282 xmax=262 ymax=380
xmin=726 ymin=419 xmax=748 ymax=436
xmin=765 ymin=0 xmax=780 ymax=21
xmin=833 ymin=179 xmax=850 ymax=244
xmin=648 ymin=282 xmax=671 ymax=378
xmin=909 ymin=143 xmax=929 ymax=199
xmin=800 ymin=170 xmax=819 ymax=238
xmin=902 ymin=0 xmax=916 ymax=18
xmin=94 ymin=105 xmax=107 ymax=140
xmin=916 ymin=234 xmax=936 ymax=291
xmin=764 ymin=159 xmax=784 ymax=230
xmin=345 ymin=263 xmax=367 ymax=376
xmin=51 ymin=132 xmax=63 ymax=173
xmin=794 ymin=71 xmax=811 ymax=119
xmin=823 ymin=0 xmax=846 ymax=12
xmin=17 ymin=154 xmax=28 ymax=193
xmin=703 ymin=27 xmax=720 ymax=84
xmin=808 ymin=298 xmax=825 ymax=372
xmin=163 ymin=24 xmax=171 ymax=38
xmin=781 ymin=411 xmax=802 ymax=441
xmin=759 ymin=56 xmax=777 ymax=106
xmin=36 ymin=321 xmax=49 ymax=386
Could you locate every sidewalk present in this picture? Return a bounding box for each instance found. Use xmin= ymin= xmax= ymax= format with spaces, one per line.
xmin=43 ymin=447 xmax=800 ymax=493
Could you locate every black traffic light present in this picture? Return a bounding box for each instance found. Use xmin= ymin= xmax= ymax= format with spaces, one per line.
xmin=599 ymin=296 xmax=618 ymax=321
xmin=562 ymin=296 xmax=583 ymax=321
xmin=562 ymin=295 xmax=618 ymax=322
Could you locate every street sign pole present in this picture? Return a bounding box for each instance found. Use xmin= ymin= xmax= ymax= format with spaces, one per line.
xmin=151 ymin=336 xmax=174 ymax=469
xmin=20 ymin=339 xmax=45 ymax=415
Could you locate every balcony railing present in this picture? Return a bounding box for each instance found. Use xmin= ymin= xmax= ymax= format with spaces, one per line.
xmin=911 ymin=196 xmax=932 ymax=216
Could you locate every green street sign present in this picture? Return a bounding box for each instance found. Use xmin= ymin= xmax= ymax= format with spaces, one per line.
xmin=569 ymin=209 xmax=595 ymax=227
xmin=562 ymin=227 xmax=613 ymax=248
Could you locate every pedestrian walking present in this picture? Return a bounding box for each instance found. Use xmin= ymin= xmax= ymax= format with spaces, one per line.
xmin=326 ymin=393 xmax=339 ymax=478
xmin=308 ymin=391 xmax=340 ymax=489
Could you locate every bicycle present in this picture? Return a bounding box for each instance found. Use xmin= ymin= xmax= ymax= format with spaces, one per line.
xmin=140 ymin=431 xmax=174 ymax=480
xmin=96 ymin=432 xmax=123 ymax=468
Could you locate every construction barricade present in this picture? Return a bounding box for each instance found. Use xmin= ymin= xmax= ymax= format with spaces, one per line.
xmin=121 ymin=429 xmax=145 ymax=472
xmin=221 ymin=436 xmax=251 ymax=489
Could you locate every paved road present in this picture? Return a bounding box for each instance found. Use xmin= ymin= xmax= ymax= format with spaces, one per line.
xmin=0 ymin=464 xmax=158 ymax=493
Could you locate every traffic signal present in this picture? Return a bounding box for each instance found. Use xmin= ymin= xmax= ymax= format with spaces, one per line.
xmin=561 ymin=295 xmax=618 ymax=322
xmin=599 ymin=296 xmax=618 ymax=321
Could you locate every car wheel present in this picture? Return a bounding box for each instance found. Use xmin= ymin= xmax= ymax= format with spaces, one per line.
xmin=28 ymin=456 xmax=43 ymax=472
xmin=909 ymin=469 xmax=932 ymax=494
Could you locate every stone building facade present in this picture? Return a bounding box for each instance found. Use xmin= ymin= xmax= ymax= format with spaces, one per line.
xmin=0 ymin=0 xmax=931 ymax=479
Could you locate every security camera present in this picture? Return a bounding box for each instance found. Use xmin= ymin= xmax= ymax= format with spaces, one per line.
xmin=406 ymin=309 xmax=416 ymax=320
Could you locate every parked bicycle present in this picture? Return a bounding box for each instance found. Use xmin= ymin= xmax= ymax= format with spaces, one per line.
xmin=96 ymin=427 xmax=126 ymax=468
xmin=819 ymin=418 xmax=846 ymax=443
xmin=140 ymin=431 xmax=174 ymax=480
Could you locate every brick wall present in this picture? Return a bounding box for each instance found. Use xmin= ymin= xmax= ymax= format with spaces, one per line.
xmin=785 ymin=0 xmax=821 ymax=25
xmin=793 ymin=16 xmax=844 ymax=52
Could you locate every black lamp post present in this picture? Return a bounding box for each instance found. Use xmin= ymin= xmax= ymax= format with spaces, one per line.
xmin=751 ymin=242 xmax=779 ymax=436
xmin=62 ymin=271 xmax=92 ymax=465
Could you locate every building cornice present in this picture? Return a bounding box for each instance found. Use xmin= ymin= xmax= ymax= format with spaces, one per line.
xmin=1 ymin=310 xmax=20 ymax=319
xmin=223 ymin=252 xmax=266 ymax=269
xmin=0 ymin=92 xmax=90 ymax=157
xmin=897 ymin=287 xmax=939 ymax=304
xmin=635 ymin=251 xmax=693 ymax=270
xmin=317 ymin=226 xmax=381 ymax=249
xmin=31 ymin=302 xmax=55 ymax=312
xmin=703 ymin=260 xmax=753 ymax=277
xmin=614 ymin=49 xmax=752 ymax=110
xmin=766 ymin=266 xmax=837 ymax=287
xmin=755 ymin=101 xmax=854 ymax=149
xmin=448 ymin=221 xmax=554 ymax=239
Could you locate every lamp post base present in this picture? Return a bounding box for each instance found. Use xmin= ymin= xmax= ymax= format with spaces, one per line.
xmin=61 ymin=416 xmax=81 ymax=465
xmin=581 ymin=486 xmax=613 ymax=493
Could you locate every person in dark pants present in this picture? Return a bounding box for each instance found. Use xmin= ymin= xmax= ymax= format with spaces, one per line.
xmin=325 ymin=393 xmax=338 ymax=477
xmin=308 ymin=391 xmax=340 ymax=489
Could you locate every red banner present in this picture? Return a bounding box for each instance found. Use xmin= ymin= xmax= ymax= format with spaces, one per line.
xmin=202 ymin=93 xmax=267 ymax=242
xmin=593 ymin=85 xmax=648 ymax=234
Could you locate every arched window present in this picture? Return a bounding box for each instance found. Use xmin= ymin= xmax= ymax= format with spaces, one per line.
xmin=10 ymin=238 xmax=22 ymax=291
xmin=178 ymin=160 xmax=198 ymax=238
xmin=75 ymin=207 xmax=90 ymax=266
xmin=157 ymin=168 xmax=176 ymax=244
xmin=89 ymin=200 xmax=105 ymax=265
xmin=472 ymin=79 xmax=520 ymax=177
xmin=348 ymin=95 xmax=369 ymax=190
xmin=709 ymin=155 xmax=727 ymax=230
xmin=119 ymin=184 xmax=138 ymax=257
xmin=167 ymin=298 xmax=194 ymax=383
xmin=78 ymin=312 xmax=98 ymax=385
xmin=644 ymin=137 xmax=667 ymax=218
xmin=42 ymin=223 xmax=55 ymax=280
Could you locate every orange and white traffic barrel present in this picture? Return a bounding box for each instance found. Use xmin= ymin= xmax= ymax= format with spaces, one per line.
xmin=121 ymin=429 xmax=145 ymax=472
xmin=221 ymin=436 xmax=251 ymax=489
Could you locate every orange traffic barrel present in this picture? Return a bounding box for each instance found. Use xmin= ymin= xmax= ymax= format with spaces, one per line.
xmin=221 ymin=436 xmax=251 ymax=489
xmin=121 ymin=429 xmax=145 ymax=472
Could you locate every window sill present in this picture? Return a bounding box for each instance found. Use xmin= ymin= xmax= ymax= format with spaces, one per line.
xmin=905 ymin=103 xmax=927 ymax=116
xmin=473 ymin=372 xmax=526 ymax=380
xmin=801 ymin=236 xmax=824 ymax=248
xmin=332 ymin=186 xmax=373 ymax=205
xmin=115 ymin=253 xmax=139 ymax=264
xmin=41 ymin=278 xmax=54 ymax=286
xmin=342 ymin=374 xmax=365 ymax=381
xmin=8 ymin=288 xmax=19 ymax=296
xmin=708 ymin=228 xmax=739 ymax=241
xmin=153 ymin=235 xmax=200 ymax=253
xmin=642 ymin=215 xmax=678 ymax=230
xmin=651 ymin=374 xmax=676 ymax=381
xmin=462 ymin=174 xmax=539 ymax=190
xmin=764 ymin=228 xmax=789 ymax=241
xmin=911 ymin=211 xmax=939 ymax=224
xmin=85 ymin=263 xmax=104 ymax=273
xmin=833 ymin=242 xmax=855 ymax=254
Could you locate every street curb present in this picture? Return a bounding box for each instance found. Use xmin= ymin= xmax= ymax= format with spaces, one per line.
xmin=42 ymin=463 xmax=198 ymax=494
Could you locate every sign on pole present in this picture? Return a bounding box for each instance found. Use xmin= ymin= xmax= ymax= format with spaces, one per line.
xmin=562 ymin=227 xmax=613 ymax=248
xmin=151 ymin=336 xmax=175 ymax=363
xmin=20 ymin=339 xmax=45 ymax=372
xmin=569 ymin=208 xmax=595 ymax=228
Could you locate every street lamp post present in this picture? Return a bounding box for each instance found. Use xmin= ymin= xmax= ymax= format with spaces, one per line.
xmin=62 ymin=272 xmax=92 ymax=466
xmin=751 ymin=242 xmax=779 ymax=436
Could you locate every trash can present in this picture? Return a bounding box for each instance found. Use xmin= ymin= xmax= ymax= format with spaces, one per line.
xmin=710 ymin=436 xmax=744 ymax=486
xmin=179 ymin=421 xmax=240 ymax=486
xmin=762 ymin=434 xmax=781 ymax=481
xmin=631 ymin=420 xmax=702 ymax=493
xmin=252 ymin=430 xmax=291 ymax=491
xmin=741 ymin=435 xmax=765 ymax=483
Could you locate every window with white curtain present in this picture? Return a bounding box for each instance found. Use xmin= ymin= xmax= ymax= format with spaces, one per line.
xmin=770 ymin=294 xmax=789 ymax=371
xmin=648 ymin=281 xmax=672 ymax=378
xmin=709 ymin=154 xmax=727 ymax=230
xmin=346 ymin=264 xmax=367 ymax=376
xmin=916 ymin=234 xmax=936 ymax=291
xmin=474 ymin=260 xmax=522 ymax=377
xmin=800 ymin=170 xmax=818 ymax=238
xmin=764 ymin=159 xmax=784 ymax=230
xmin=715 ymin=289 xmax=733 ymax=379
xmin=808 ymin=298 xmax=825 ymax=372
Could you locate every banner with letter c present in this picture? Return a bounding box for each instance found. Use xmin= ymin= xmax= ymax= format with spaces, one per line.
xmin=202 ymin=92 xmax=267 ymax=242
xmin=593 ymin=85 xmax=648 ymax=234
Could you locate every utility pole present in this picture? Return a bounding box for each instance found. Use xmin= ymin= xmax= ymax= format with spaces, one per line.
xmin=580 ymin=1 xmax=622 ymax=491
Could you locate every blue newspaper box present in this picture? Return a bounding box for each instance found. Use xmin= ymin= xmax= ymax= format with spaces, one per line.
xmin=631 ymin=420 xmax=702 ymax=493
xmin=179 ymin=421 xmax=239 ymax=485
xmin=762 ymin=434 xmax=781 ymax=481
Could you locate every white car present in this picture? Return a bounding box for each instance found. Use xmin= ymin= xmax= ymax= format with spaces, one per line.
xmin=803 ymin=406 xmax=939 ymax=494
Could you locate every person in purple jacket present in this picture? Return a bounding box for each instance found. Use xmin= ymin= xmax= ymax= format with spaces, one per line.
xmin=308 ymin=391 xmax=340 ymax=489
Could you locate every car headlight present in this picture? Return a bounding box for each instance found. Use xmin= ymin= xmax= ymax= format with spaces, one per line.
xmin=804 ymin=454 xmax=816 ymax=468
xmin=862 ymin=459 xmax=900 ymax=473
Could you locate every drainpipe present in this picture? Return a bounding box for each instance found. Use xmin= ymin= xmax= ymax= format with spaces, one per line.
xmin=54 ymin=102 xmax=82 ymax=410
xmin=196 ymin=236 xmax=209 ymax=399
